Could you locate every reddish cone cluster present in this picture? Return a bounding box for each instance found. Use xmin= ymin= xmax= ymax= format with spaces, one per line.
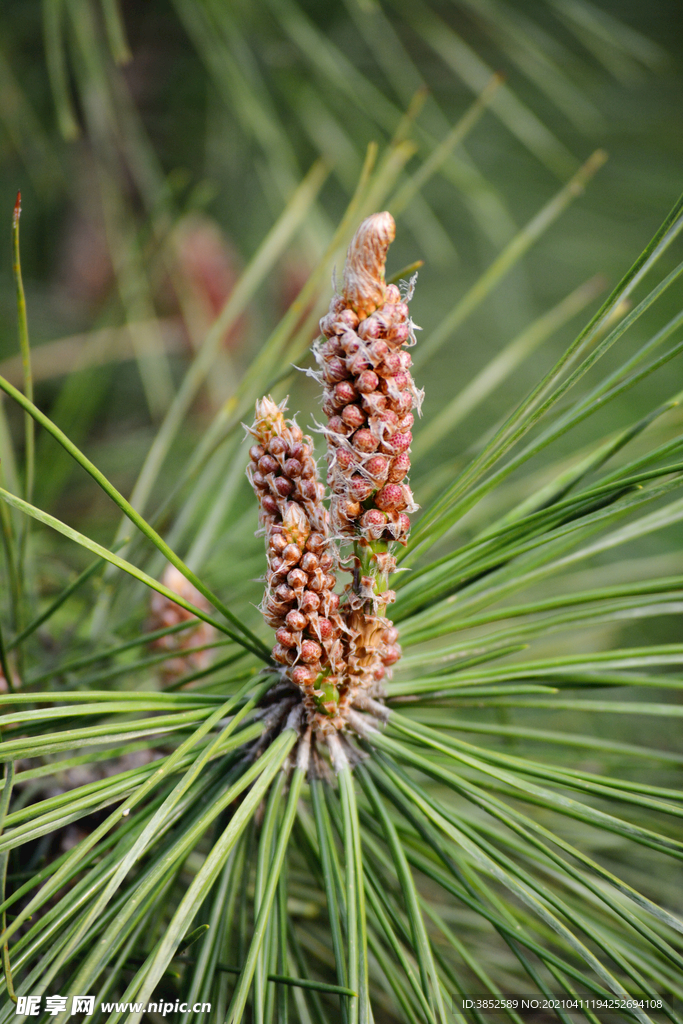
xmin=246 ymin=214 xmax=420 ymax=738
xmin=247 ymin=398 xmax=346 ymax=729
xmin=316 ymin=212 xmax=420 ymax=545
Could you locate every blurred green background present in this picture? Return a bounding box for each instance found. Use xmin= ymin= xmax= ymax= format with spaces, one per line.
xmin=1 ymin=7 xmax=682 ymax=1005
xmin=0 ymin=0 xmax=681 ymax=560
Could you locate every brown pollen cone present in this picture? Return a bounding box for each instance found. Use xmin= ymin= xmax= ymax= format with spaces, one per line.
xmin=316 ymin=211 xmax=421 ymax=547
xmin=246 ymin=397 xmax=346 ymax=731
xmin=316 ymin=212 xmax=421 ymax=710
xmin=246 ymin=214 xmax=421 ymax=739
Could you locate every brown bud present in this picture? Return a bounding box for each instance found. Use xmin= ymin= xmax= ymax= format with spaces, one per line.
xmin=321 ymin=337 xmax=342 ymax=358
xmin=249 ymin=444 xmax=265 ymax=462
xmin=349 ymin=475 xmax=373 ymax=502
xmin=318 ymin=553 xmax=333 ymax=571
xmin=357 ymin=315 xmax=382 ymax=341
xmin=390 ymin=322 xmax=410 ymax=344
xmin=382 ymin=352 xmax=403 ymax=375
xmin=346 ymin=349 xmax=372 ymax=375
xmin=275 ymin=627 xmax=297 ymax=649
xmin=292 ymin=664 xmax=317 ymax=687
xmin=324 ymin=356 xmax=350 ymax=383
xmin=261 ymin=494 xmax=279 ymax=516
xmin=375 ymin=484 xmax=406 ymax=511
xmin=361 ymin=508 xmax=387 ymax=529
xmin=286 ymin=609 xmax=308 ymax=631
xmin=338 ymin=308 xmax=360 ymax=330
xmin=327 ymin=415 xmax=349 ymax=435
xmin=264 ymin=607 xmax=287 ymax=627
xmin=282 ymin=544 xmax=302 ymax=564
xmin=364 ymin=456 xmax=389 ymax=482
xmin=273 ymin=477 xmax=293 ymax=498
xmin=300 ymin=639 xmax=322 ymax=663
xmin=300 ymin=590 xmax=320 ymax=613
xmin=368 ymin=340 xmax=389 ymax=364
xmin=270 ymin=534 xmax=287 ymax=554
xmin=307 ymin=570 xmax=324 ymax=593
xmin=389 ymin=431 xmax=412 ymax=453
xmin=392 ymin=391 xmax=413 ymax=415
xmin=284 ymin=458 xmax=302 ymax=477
xmin=341 ymin=404 xmax=366 ymax=429
xmin=317 ymin=617 xmax=334 ymax=640
xmin=353 ymin=429 xmax=378 ymax=453
xmin=356 ymin=370 xmax=379 ymax=393
xmin=259 ymin=454 xmax=279 ymax=474
xmin=301 ymin=552 xmax=319 ymax=573
xmin=387 ymin=452 xmax=410 ymax=482
xmin=382 ymin=645 xmax=401 ymax=666
xmin=334 ymin=381 xmax=357 ymax=405
xmin=397 ymin=512 xmax=411 ymax=535
xmin=320 ymin=313 xmax=348 ymax=337
xmin=338 ymin=498 xmax=361 ymax=520
xmin=305 ymin=533 xmax=325 ymax=554
xmin=272 ymin=643 xmax=293 ymax=665
xmin=276 ymin=585 xmax=296 ymax=604
xmin=287 ymin=568 xmax=308 ymax=590
xmin=268 ymin=436 xmax=288 ymax=457
xmin=362 ymin=392 xmax=387 ymax=416
xmin=336 ymin=448 xmax=356 ymax=471
xmin=299 ymin=478 xmax=321 ymax=501
xmin=340 ymin=331 xmax=362 ymax=354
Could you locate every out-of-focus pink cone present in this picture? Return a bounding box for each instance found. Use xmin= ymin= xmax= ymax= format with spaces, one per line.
xmin=174 ymin=215 xmax=246 ymax=350
xmin=149 ymin=564 xmax=216 ymax=684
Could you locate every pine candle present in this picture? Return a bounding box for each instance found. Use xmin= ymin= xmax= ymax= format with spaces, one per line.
xmin=247 ymin=398 xmax=347 ymax=731
xmin=247 ymin=212 xmax=420 ymax=736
